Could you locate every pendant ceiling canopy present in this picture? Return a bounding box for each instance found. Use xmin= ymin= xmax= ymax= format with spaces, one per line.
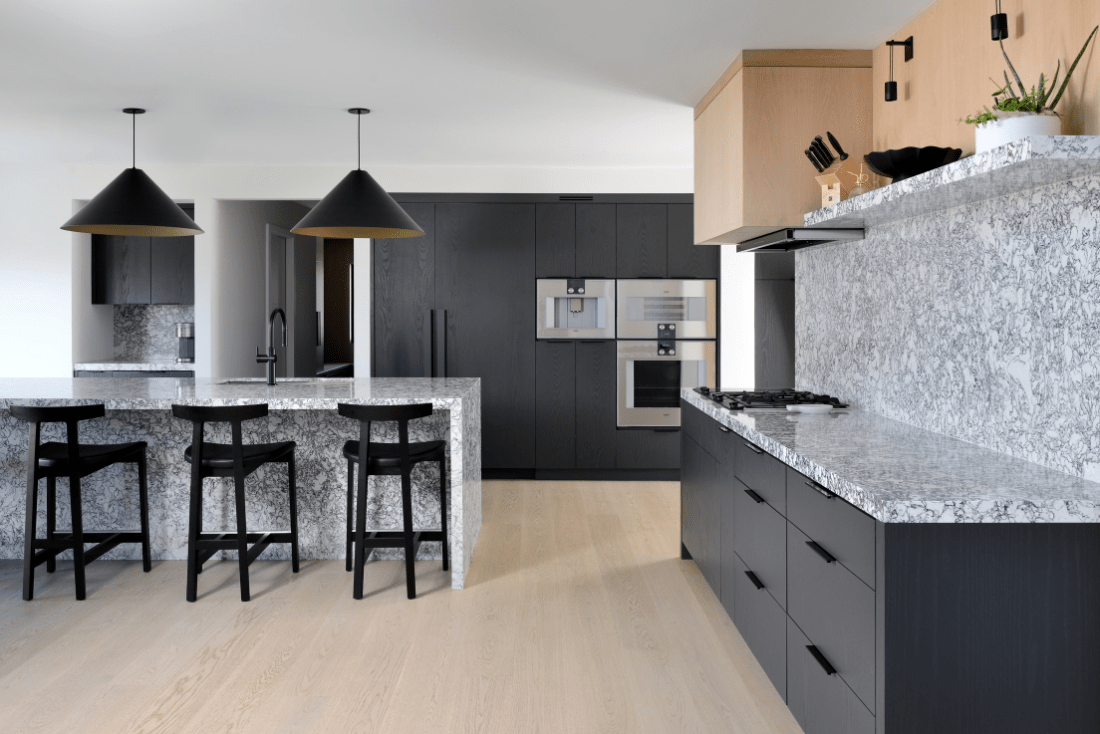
xmin=291 ymin=109 xmax=424 ymax=239
xmin=61 ymin=109 xmax=203 ymax=237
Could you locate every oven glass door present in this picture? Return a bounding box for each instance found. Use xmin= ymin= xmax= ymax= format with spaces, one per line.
xmin=616 ymin=279 xmax=716 ymax=340
xmin=617 ymin=341 xmax=716 ymax=427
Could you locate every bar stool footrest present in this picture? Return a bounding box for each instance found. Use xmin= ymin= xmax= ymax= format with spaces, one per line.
xmin=30 ymin=532 xmax=146 ymax=568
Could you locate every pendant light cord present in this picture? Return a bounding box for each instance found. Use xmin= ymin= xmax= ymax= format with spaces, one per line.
xmin=132 ymin=111 xmax=136 ymax=169
xmin=357 ymin=112 xmax=362 ymax=171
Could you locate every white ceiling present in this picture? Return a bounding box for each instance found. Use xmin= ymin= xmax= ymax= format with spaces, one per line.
xmin=0 ymin=0 xmax=930 ymax=169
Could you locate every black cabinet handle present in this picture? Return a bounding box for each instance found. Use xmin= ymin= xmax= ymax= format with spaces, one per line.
xmin=745 ymin=570 xmax=765 ymax=590
xmin=807 ymin=645 xmax=837 ymax=676
xmin=806 ymin=480 xmax=835 ymax=499
xmin=744 ymin=488 xmax=765 ymax=504
xmin=806 ymin=540 xmax=837 ymax=564
xmin=650 ymin=428 xmax=680 ymax=432
xmin=718 ymin=426 xmax=732 ymax=433
xmin=545 ymin=339 xmax=573 ymax=343
xmin=743 ymin=442 xmax=764 ymax=455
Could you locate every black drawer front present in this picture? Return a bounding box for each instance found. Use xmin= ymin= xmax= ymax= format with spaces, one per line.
xmin=786 ymin=616 xmax=874 ymax=734
xmin=736 ymin=439 xmax=786 ymax=515
xmin=733 ymin=478 xmax=787 ymax=609
xmin=787 ymin=523 xmax=876 ymax=713
xmin=787 ymin=466 xmax=876 ymax=589
xmin=682 ymin=401 xmax=718 ymax=459
xmin=732 ymin=553 xmax=786 ymax=701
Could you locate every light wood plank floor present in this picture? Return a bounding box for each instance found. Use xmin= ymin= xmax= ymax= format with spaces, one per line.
xmin=0 ymin=480 xmax=802 ymax=734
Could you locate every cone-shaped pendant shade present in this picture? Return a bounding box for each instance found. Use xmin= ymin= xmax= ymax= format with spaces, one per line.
xmin=291 ymin=169 xmax=424 ymax=239
xmin=62 ymin=168 xmax=203 ymax=236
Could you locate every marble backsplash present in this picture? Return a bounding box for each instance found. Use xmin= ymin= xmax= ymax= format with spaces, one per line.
xmin=796 ymin=171 xmax=1100 ymax=481
xmin=114 ymin=304 xmax=194 ymax=360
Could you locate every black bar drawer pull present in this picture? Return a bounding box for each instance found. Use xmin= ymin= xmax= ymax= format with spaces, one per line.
xmin=743 ymin=442 xmax=764 ymax=454
xmin=744 ymin=488 xmax=765 ymax=504
xmin=718 ymin=425 xmax=732 ymax=433
xmin=807 ymin=645 xmax=837 ymax=676
xmin=806 ymin=480 xmax=835 ymax=499
xmin=806 ymin=540 xmax=837 ymax=564
xmin=745 ymin=570 xmax=765 ymax=590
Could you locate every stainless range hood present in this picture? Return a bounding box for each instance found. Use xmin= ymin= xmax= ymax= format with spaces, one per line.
xmin=735 ymin=228 xmax=865 ymax=253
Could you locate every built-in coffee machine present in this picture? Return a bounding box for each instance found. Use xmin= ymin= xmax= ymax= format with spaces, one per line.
xmin=536 ymin=279 xmax=616 ymax=340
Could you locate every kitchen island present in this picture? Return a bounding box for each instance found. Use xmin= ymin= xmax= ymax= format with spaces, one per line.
xmin=0 ymin=377 xmax=481 ymax=588
xmin=680 ymin=388 xmax=1100 ymax=734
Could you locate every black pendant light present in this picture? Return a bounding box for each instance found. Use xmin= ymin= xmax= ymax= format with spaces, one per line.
xmin=291 ymin=109 xmax=424 ymax=239
xmin=61 ymin=109 xmax=202 ymax=237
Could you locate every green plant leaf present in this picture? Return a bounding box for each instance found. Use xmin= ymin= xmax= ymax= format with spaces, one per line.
xmin=1048 ymin=25 xmax=1098 ymax=111
xmin=1000 ymin=39 xmax=1027 ymax=96
xmin=1044 ymin=61 xmax=1062 ymax=108
xmin=1003 ymin=71 xmax=1018 ymax=99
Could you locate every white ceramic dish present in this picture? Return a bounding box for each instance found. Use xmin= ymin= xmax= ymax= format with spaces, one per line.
xmin=787 ymin=404 xmax=834 ymax=414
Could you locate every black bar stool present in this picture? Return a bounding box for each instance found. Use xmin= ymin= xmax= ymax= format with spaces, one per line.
xmin=10 ymin=403 xmax=150 ymax=601
xmin=338 ymin=402 xmax=449 ymax=600
xmin=171 ymin=403 xmax=299 ymax=602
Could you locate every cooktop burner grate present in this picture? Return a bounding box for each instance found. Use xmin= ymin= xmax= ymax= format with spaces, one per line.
xmin=694 ymin=387 xmax=848 ymax=411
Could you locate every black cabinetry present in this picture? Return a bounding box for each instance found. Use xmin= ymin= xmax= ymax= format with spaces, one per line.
xmin=535 ymin=340 xmax=617 ymax=472
xmin=535 ymin=203 xmax=617 ymax=278
xmin=92 ymin=204 xmax=195 ymax=305
xmin=616 ymin=204 xmax=667 ymax=278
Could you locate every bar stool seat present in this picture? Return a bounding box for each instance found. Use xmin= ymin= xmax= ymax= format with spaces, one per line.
xmin=341 ymin=439 xmax=445 ymax=470
xmin=185 ymin=441 xmax=295 ymax=472
xmin=10 ymin=403 xmax=151 ymax=601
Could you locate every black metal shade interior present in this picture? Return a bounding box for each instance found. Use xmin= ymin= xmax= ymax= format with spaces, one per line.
xmin=62 ymin=168 xmax=203 ymax=237
xmin=291 ymin=169 xmax=424 ymax=239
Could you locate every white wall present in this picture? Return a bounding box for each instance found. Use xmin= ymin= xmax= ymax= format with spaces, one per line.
xmin=0 ymin=163 xmax=766 ymax=382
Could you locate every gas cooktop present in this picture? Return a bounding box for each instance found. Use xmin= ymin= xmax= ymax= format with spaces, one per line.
xmin=694 ymin=387 xmax=848 ymax=411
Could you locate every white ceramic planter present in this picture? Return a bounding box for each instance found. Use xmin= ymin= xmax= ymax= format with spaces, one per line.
xmin=974 ymin=111 xmax=1062 ymax=153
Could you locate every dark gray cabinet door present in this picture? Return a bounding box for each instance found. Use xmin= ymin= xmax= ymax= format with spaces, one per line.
xmin=732 ymin=553 xmax=787 ymax=701
xmin=436 ymin=203 xmax=536 ymax=469
xmin=535 ymin=204 xmax=575 ymax=278
xmin=733 ymin=478 xmax=787 ymax=609
xmin=575 ymin=340 xmax=616 ymax=469
xmin=719 ymin=463 xmax=738 ymax=619
xmin=682 ymin=435 xmax=720 ymax=595
xmin=616 ymin=204 xmax=667 ymax=278
xmin=535 ymin=340 xmax=576 ymax=469
xmin=576 ymin=204 xmax=617 ymax=277
xmin=372 ymin=203 xmax=436 ymax=378
xmin=755 ymin=280 xmax=795 ymax=389
xmin=150 ymin=236 xmax=194 ymax=304
xmin=92 ymin=234 xmax=150 ymax=304
xmin=616 ymin=429 xmax=680 ymax=469
xmin=666 ymin=203 xmax=717 ymax=279
xmin=681 ymin=433 xmax=704 ymax=559
xmin=787 ymin=617 xmax=874 ymax=734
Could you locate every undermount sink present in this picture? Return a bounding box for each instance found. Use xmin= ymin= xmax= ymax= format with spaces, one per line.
xmin=217 ymin=378 xmax=354 ymax=386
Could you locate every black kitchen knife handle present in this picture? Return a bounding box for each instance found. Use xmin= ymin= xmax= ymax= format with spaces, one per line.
xmin=812 ymin=137 xmax=836 ymax=166
xmin=808 ymin=144 xmax=830 ymax=170
xmin=805 ymin=149 xmax=824 ymax=172
xmin=826 ymin=132 xmax=849 ymax=161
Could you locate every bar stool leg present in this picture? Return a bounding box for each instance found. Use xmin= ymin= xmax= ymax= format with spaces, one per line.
xmin=353 ymin=464 xmax=370 ymax=600
xmin=233 ymin=471 xmax=251 ymax=602
xmin=22 ymin=471 xmax=39 ymax=602
xmin=185 ymin=468 xmax=202 ymax=602
xmin=138 ymin=451 xmax=151 ymax=572
xmin=345 ymin=459 xmax=354 ymax=572
xmin=46 ymin=475 xmax=56 ymax=574
xmin=439 ymin=453 xmax=449 ymax=572
xmin=69 ymin=475 xmax=87 ymax=601
xmin=288 ymin=455 xmax=299 ymax=573
xmin=401 ymin=468 xmax=416 ymax=600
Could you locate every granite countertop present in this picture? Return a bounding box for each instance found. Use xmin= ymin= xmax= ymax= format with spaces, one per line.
xmin=682 ymin=389 xmax=1100 ymax=523
xmin=75 ymin=358 xmax=194 ymax=372
xmin=0 ymin=377 xmax=480 ymax=411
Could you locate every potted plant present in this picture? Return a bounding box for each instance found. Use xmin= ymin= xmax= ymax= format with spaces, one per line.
xmin=964 ymin=26 xmax=1097 ymax=153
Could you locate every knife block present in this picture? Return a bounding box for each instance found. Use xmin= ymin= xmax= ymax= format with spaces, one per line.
xmin=814 ymin=159 xmax=861 ymax=207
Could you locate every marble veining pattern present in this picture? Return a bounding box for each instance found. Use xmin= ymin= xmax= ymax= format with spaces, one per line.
xmin=797 ymin=169 xmax=1100 ymax=484
xmin=804 ymin=136 xmax=1100 ymax=230
xmin=683 ymin=391 xmax=1100 ymax=523
xmin=75 ymin=359 xmax=194 ymax=372
xmin=114 ymin=304 xmax=194 ymax=361
xmin=0 ymin=377 xmax=480 ymax=589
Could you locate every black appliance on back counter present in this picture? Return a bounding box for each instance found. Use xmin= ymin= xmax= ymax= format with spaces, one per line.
xmin=694 ymin=387 xmax=848 ymax=411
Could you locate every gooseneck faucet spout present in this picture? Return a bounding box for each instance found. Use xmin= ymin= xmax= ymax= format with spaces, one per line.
xmin=256 ymin=308 xmax=288 ymax=386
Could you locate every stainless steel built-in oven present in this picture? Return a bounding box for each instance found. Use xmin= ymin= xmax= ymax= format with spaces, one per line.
xmin=617 ymin=340 xmax=716 ymax=427
xmin=536 ymin=279 xmax=616 ymax=340
xmin=616 ymin=279 xmax=716 ymax=340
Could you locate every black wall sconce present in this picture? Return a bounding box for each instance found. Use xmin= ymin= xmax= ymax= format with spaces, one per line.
xmin=885 ymin=36 xmax=914 ymax=102
xmin=992 ymin=0 xmax=1009 ymax=41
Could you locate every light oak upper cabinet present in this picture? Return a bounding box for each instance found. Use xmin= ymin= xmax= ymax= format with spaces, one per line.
xmin=694 ymin=51 xmax=873 ymax=245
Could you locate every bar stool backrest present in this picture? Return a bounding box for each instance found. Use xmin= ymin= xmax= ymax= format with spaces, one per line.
xmin=171 ymin=403 xmax=270 ymax=471
xmin=9 ymin=403 xmax=106 ymax=467
xmin=337 ymin=402 xmax=434 ymax=472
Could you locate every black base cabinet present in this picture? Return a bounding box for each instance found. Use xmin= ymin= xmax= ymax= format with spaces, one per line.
xmin=680 ymin=399 xmax=1100 ymax=734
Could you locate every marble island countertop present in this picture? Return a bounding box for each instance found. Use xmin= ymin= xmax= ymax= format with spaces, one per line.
xmin=683 ymin=389 xmax=1100 ymax=523
xmin=3 ymin=376 xmax=479 ymax=410
xmin=75 ymin=358 xmax=194 ymax=372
